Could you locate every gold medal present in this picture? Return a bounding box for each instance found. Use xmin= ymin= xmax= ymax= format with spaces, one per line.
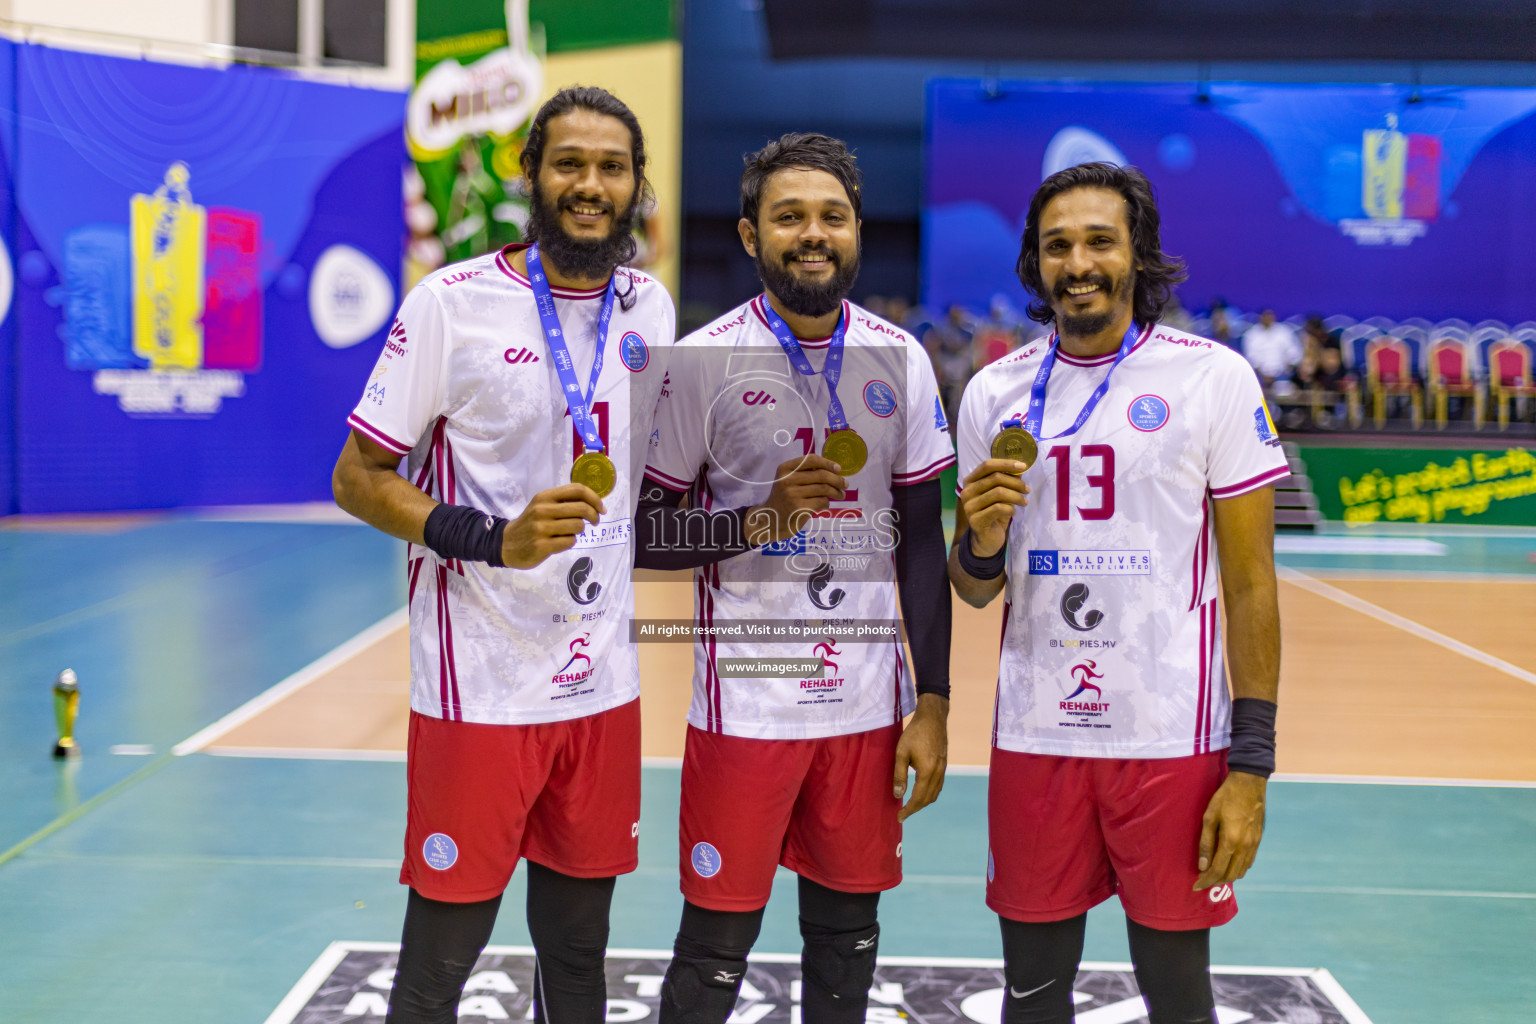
xmin=821 ymin=429 xmax=867 ymax=476
xmin=990 ymin=425 xmax=1038 ymax=470
xmin=571 ymin=451 xmax=616 ymax=498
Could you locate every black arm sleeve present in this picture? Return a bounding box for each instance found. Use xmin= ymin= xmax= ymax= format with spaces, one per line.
xmin=892 ymin=478 xmax=952 ymax=700
xmin=634 ymin=477 xmax=755 ymax=571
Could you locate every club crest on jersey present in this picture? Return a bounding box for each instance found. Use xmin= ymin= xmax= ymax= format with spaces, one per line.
xmin=1254 ymin=403 xmax=1281 ymax=447
xmin=1127 ymin=394 xmax=1169 ymax=432
xmin=620 ymin=331 xmax=649 ymax=372
xmin=691 ymin=842 xmax=722 ymax=878
xmin=423 ymin=833 xmax=458 ymax=870
xmin=863 ymin=380 xmax=897 ymax=417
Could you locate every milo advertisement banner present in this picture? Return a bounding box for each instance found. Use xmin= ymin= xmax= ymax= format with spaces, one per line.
xmin=1300 ymin=446 xmax=1536 ymax=526
xmin=405 ymin=0 xmax=542 ymax=286
xmin=406 ymin=0 xmax=680 ymax=295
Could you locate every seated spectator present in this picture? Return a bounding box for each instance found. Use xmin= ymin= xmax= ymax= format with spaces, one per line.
xmin=1283 ymin=342 xmax=1352 ymax=430
xmin=1161 ymin=293 xmax=1195 ymax=333
xmin=1301 ymin=315 xmax=1330 ymax=359
xmin=1243 ymin=308 xmax=1303 ymax=387
xmin=1208 ymin=298 xmax=1233 ymax=347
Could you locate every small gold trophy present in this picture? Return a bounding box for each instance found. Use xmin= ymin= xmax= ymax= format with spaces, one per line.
xmin=53 ymin=669 xmax=80 ymax=758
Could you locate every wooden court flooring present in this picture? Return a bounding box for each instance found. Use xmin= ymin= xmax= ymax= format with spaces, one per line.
xmin=201 ymin=572 xmax=1536 ymax=783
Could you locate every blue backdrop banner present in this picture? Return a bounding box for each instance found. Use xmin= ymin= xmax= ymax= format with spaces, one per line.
xmin=4 ymin=42 xmax=404 ymax=513
xmin=924 ymin=79 xmax=1536 ymax=324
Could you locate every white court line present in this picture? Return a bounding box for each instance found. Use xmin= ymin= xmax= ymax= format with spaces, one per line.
xmin=1277 ymin=565 xmax=1536 ymax=688
xmin=174 ymin=608 xmax=407 ymax=755
xmin=1272 ymin=772 xmax=1536 ymax=788
xmin=203 ymin=746 xmax=406 ymax=762
xmin=1273 ymin=536 xmax=1446 ymax=555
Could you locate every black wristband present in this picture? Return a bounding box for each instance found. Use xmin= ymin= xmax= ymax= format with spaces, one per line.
xmin=422 ymin=503 xmax=508 ymax=567
xmin=956 ymin=529 xmax=1007 ymax=580
xmin=1227 ymin=697 xmax=1278 ymax=778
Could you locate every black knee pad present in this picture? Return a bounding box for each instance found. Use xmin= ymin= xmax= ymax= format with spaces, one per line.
xmin=660 ymin=955 xmax=748 ymax=1024
xmin=801 ymin=922 xmax=879 ymax=1001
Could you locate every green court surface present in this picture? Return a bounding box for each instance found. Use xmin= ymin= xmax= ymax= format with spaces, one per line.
xmin=1 ymin=516 xmax=1532 ymax=1022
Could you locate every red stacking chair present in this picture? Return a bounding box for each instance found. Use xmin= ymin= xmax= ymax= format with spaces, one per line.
xmin=1489 ymin=340 xmax=1536 ymax=430
xmin=1365 ymin=336 xmax=1422 ymax=429
xmin=1426 ymin=337 xmax=1483 ymax=430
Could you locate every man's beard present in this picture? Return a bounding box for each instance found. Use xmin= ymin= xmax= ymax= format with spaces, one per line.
xmin=525 ymin=182 xmax=639 ymax=281
xmin=1053 ymin=272 xmax=1133 ymax=336
xmin=756 ymin=242 xmax=861 ymax=319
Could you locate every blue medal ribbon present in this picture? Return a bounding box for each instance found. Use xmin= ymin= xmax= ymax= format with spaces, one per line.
xmin=1022 ymin=324 xmax=1141 ymax=441
xmin=527 ymin=244 xmax=617 ymax=454
xmin=760 ymin=297 xmax=851 ymax=432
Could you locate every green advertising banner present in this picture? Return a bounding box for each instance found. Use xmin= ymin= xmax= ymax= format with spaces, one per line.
xmin=1299 ymin=445 xmax=1536 ymax=525
xmin=405 ymin=0 xmax=677 ymax=290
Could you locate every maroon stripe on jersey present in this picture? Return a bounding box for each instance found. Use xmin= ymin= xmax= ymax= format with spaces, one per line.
xmin=1210 ymin=464 xmax=1291 ymax=499
xmin=892 ymin=454 xmax=957 ymax=484
xmin=495 ymin=245 xmax=612 ymax=299
xmin=1189 ymin=498 xmax=1211 ymax=612
xmin=348 ymin=414 xmax=413 ymax=455
xmin=1195 ymin=599 xmax=1207 ymax=754
xmin=436 ymin=565 xmax=451 ymax=719
xmin=1206 ymin=599 xmax=1219 ymax=752
xmin=1048 ymin=324 xmax=1153 ymax=367
xmin=408 ymin=557 xmax=424 ymax=604
xmin=644 ymin=467 xmax=694 ymax=492
xmin=749 ymin=294 xmax=841 ymax=346
xmin=994 ymin=600 xmax=1011 ymax=748
xmin=436 ymin=564 xmax=464 ymax=721
xmin=441 ymin=428 xmax=465 ymax=575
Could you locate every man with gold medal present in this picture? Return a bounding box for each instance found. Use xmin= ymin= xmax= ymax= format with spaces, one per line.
xmin=332 ymin=87 xmax=674 ymax=1024
xmin=637 ymin=134 xmax=956 ymax=1024
xmin=949 ymin=162 xmax=1287 ymax=1024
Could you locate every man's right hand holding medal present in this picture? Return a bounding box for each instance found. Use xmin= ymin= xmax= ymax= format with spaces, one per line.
xmin=958 ymin=459 xmax=1031 ymax=558
xmin=500 ymin=483 xmax=607 ymax=569
xmin=745 ymin=453 xmax=847 ymax=547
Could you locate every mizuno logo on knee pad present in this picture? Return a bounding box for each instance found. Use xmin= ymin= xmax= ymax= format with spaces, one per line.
xmin=854 ymin=936 xmax=876 ymax=950
xmin=714 ymin=971 xmax=740 ymax=983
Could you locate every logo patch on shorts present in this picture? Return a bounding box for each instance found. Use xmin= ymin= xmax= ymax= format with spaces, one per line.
xmin=423 ymin=833 xmax=458 ymax=870
xmin=987 ymin=850 xmax=995 ymax=883
xmin=1208 ymin=883 xmax=1235 ymax=903
xmin=691 ymin=842 xmax=722 ymax=878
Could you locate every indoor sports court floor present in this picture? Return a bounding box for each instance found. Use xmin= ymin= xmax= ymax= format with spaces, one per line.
xmin=1 ymin=508 xmax=1532 ymax=1023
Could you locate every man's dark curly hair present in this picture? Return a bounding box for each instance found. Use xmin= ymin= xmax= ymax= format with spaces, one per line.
xmin=740 ymin=132 xmax=862 ymax=226
xmin=1016 ymin=162 xmax=1186 ymax=326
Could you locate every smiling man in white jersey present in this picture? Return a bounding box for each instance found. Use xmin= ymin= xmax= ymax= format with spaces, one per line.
xmin=332 ymin=87 xmax=674 ymax=1024
xmin=637 ymin=133 xmax=955 ymax=1024
xmin=949 ymin=163 xmax=1287 ymax=1024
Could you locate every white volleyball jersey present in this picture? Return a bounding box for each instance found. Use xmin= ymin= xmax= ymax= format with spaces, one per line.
xmin=347 ymin=245 xmax=674 ymax=725
xmin=646 ymin=296 xmax=955 ymax=740
xmin=956 ymin=324 xmax=1288 ymax=758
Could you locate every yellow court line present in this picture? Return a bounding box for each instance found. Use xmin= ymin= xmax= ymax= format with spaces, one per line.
xmin=1276 ymin=566 xmax=1536 ymax=688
